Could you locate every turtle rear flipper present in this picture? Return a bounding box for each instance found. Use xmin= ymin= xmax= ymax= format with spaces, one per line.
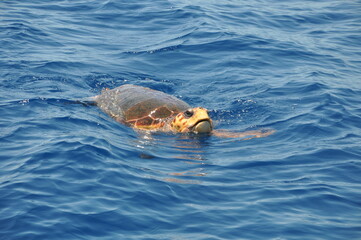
xmin=70 ymin=97 xmax=97 ymax=106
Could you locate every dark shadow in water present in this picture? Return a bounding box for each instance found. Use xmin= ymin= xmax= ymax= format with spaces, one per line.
xmin=132 ymin=132 xmax=212 ymax=184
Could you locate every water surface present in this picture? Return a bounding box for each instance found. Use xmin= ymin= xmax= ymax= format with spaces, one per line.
xmin=1 ymin=0 xmax=361 ymax=239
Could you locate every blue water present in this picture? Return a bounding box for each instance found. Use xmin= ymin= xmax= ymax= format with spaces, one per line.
xmin=1 ymin=0 xmax=361 ymax=239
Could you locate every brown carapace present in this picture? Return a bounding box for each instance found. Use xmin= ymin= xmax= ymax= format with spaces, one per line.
xmin=94 ymin=84 xmax=212 ymax=133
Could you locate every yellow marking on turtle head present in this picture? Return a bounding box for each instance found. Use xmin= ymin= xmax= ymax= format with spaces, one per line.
xmin=171 ymin=107 xmax=213 ymax=133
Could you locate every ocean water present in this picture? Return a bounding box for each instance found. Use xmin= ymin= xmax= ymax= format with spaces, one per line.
xmin=1 ymin=0 xmax=361 ymax=239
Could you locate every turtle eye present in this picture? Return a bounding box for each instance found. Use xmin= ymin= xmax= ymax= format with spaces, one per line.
xmin=183 ymin=110 xmax=194 ymax=118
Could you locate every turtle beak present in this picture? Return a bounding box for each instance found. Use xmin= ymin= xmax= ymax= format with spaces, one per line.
xmin=193 ymin=119 xmax=213 ymax=133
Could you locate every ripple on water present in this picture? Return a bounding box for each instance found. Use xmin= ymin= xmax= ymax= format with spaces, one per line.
xmin=1 ymin=0 xmax=361 ymax=239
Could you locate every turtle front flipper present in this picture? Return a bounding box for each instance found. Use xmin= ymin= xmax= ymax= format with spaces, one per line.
xmin=212 ymin=129 xmax=275 ymax=140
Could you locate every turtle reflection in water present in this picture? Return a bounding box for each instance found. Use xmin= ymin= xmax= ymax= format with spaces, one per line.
xmin=94 ymin=84 xmax=274 ymax=139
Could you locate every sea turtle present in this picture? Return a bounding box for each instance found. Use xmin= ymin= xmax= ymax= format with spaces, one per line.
xmin=94 ymin=84 xmax=274 ymax=139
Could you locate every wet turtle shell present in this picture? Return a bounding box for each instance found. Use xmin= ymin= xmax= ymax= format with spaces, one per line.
xmin=95 ymin=84 xmax=190 ymax=130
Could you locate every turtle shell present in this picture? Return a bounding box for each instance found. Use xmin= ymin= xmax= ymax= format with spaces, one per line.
xmin=95 ymin=84 xmax=190 ymax=129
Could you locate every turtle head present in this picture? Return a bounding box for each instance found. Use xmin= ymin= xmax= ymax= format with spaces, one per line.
xmin=171 ymin=107 xmax=213 ymax=133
